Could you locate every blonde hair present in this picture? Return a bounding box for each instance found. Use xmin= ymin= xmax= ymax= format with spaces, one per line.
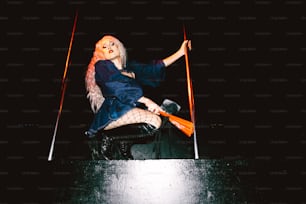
xmin=85 ymin=35 xmax=127 ymax=113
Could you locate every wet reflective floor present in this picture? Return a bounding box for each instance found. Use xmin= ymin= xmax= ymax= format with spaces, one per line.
xmin=54 ymin=159 xmax=306 ymax=203
xmin=2 ymin=158 xmax=305 ymax=203
xmin=1 ymin=125 xmax=305 ymax=203
xmin=58 ymin=159 xmax=256 ymax=204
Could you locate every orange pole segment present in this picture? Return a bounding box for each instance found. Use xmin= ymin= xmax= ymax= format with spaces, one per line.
xmin=183 ymin=25 xmax=195 ymax=123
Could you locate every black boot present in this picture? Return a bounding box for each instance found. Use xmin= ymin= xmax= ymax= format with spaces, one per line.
xmin=86 ymin=131 xmax=113 ymax=160
xmin=100 ymin=134 xmax=113 ymax=160
xmin=86 ymin=133 xmax=101 ymax=160
xmin=138 ymin=123 xmax=158 ymax=135
xmin=118 ymin=141 xmax=134 ymax=160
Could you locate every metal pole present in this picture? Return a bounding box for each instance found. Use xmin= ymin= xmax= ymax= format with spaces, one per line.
xmin=183 ymin=25 xmax=199 ymax=159
xmin=48 ymin=10 xmax=78 ymax=161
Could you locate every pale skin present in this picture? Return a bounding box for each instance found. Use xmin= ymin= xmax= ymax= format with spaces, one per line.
xmin=100 ymin=36 xmax=192 ymax=115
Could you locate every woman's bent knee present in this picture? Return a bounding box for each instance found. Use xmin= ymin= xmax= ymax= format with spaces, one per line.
xmin=151 ymin=114 xmax=162 ymax=129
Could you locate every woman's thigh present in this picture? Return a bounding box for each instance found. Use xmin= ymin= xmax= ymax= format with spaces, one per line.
xmin=104 ymin=108 xmax=162 ymax=130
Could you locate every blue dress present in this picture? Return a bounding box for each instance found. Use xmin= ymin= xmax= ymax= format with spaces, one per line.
xmin=87 ymin=59 xmax=166 ymax=136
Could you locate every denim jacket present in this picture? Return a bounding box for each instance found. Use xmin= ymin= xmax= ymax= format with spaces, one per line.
xmin=87 ymin=59 xmax=165 ymax=135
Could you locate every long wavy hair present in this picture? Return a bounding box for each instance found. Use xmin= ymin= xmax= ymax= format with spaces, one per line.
xmin=85 ymin=35 xmax=127 ymax=113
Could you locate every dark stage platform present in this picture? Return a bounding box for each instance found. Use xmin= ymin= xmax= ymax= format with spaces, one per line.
xmin=2 ymin=158 xmax=305 ymax=203
xmin=1 ymin=121 xmax=305 ymax=203
xmin=2 ymin=109 xmax=305 ymax=203
xmin=56 ymin=159 xmax=257 ymax=204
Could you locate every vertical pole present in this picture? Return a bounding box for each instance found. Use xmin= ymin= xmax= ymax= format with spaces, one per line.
xmin=183 ymin=25 xmax=199 ymax=159
xmin=48 ymin=10 xmax=78 ymax=161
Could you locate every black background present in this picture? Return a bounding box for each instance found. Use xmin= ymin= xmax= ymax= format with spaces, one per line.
xmin=1 ymin=0 xmax=305 ymax=203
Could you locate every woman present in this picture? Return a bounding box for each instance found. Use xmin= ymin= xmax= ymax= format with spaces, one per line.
xmin=85 ymin=35 xmax=191 ymax=137
xmin=84 ymin=35 xmax=191 ymax=159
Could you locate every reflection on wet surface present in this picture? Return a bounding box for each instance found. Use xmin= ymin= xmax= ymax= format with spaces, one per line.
xmin=56 ymin=159 xmax=257 ymax=203
xmin=1 ymin=124 xmax=305 ymax=203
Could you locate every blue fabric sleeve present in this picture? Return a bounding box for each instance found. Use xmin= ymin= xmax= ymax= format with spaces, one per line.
xmin=127 ymin=60 xmax=166 ymax=87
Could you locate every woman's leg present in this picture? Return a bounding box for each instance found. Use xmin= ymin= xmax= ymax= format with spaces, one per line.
xmin=104 ymin=108 xmax=162 ymax=130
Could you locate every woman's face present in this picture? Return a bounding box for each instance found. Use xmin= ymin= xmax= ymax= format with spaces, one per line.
xmin=100 ymin=37 xmax=120 ymax=61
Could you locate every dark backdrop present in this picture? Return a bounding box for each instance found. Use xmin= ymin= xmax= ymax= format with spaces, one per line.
xmin=1 ymin=1 xmax=305 ymax=203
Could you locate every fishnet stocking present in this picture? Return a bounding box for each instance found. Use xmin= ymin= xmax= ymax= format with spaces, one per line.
xmin=104 ymin=108 xmax=162 ymax=130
